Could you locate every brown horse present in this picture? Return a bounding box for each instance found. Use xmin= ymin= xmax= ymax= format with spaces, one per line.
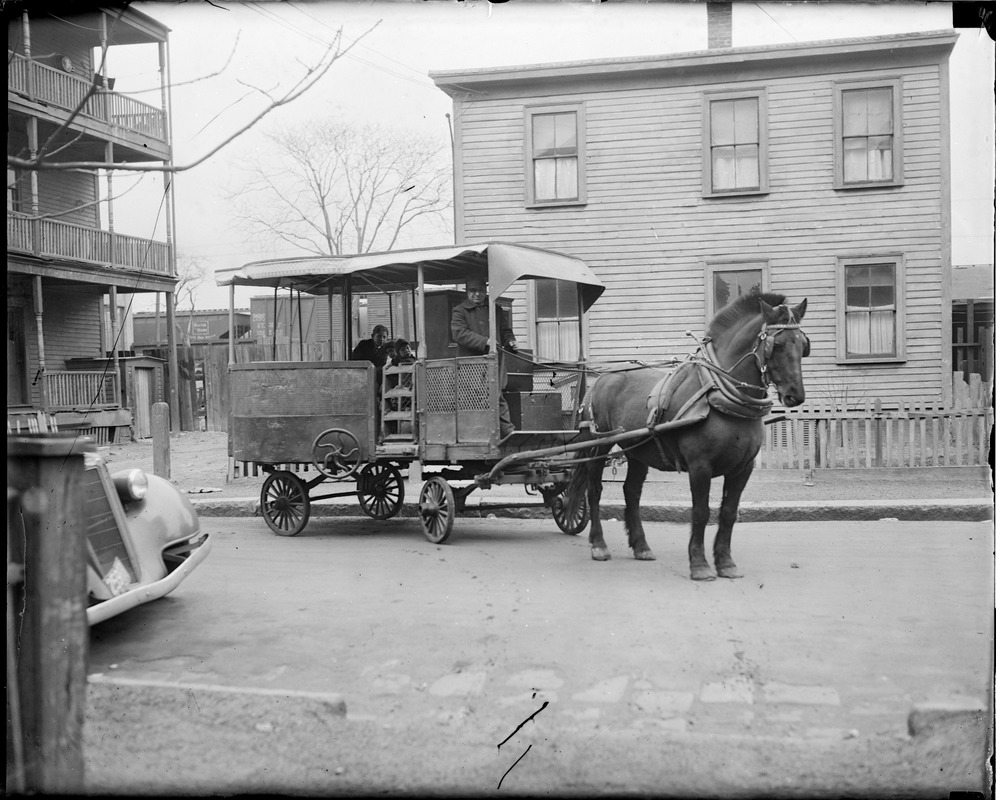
xmin=564 ymin=293 xmax=809 ymax=581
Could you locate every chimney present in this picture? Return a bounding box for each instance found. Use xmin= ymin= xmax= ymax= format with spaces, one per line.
xmin=707 ymin=2 xmax=733 ymax=49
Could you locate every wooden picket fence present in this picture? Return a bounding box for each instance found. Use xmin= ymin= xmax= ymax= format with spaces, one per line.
xmin=757 ymin=393 xmax=993 ymax=470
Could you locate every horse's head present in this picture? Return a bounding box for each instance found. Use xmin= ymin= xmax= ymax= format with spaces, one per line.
xmin=759 ymin=298 xmax=809 ymax=407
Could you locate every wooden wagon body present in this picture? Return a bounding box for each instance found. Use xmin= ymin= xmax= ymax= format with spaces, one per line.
xmin=217 ymin=242 xmax=605 ymax=541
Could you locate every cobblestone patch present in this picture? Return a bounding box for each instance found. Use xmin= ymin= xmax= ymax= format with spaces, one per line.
xmin=571 ymin=675 xmax=629 ymax=703
xmin=429 ymin=671 xmax=487 ymax=697
xmin=630 ymin=690 xmax=695 ymax=715
xmin=700 ymin=675 xmax=755 ymax=704
xmin=763 ymin=682 xmax=841 ymax=706
xmin=505 ymin=668 xmax=565 ymax=690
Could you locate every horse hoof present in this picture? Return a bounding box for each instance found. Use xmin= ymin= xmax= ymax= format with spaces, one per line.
xmin=690 ymin=566 xmax=716 ymax=581
xmin=634 ymin=549 xmax=656 ymax=561
xmin=717 ymin=565 xmax=743 ymax=579
xmin=591 ymin=548 xmax=611 ymax=562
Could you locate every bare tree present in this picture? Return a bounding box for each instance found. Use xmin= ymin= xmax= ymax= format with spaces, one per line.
xmin=7 ymin=20 xmax=378 ymax=176
xmin=153 ymin=255 xmax=208 ymax=345
xmin=226 ymin=121 xmax=453 ymax=256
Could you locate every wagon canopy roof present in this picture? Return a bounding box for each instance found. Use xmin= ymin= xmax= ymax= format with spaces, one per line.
xmin=216 ymin=242 xmax=605 ymax=310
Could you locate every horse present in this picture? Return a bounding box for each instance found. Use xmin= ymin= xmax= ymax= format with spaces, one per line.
xmin=564 ymin=293 xmax=809 ymax=581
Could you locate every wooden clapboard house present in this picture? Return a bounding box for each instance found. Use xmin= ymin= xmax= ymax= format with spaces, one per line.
xmin=430 ymin=26 xmax=965 ymax=413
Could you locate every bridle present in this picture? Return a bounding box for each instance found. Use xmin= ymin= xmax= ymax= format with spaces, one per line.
xmin=700 ymin=309 xmax=809 ymax=393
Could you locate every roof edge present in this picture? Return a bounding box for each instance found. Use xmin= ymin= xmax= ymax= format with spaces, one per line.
xmin=430 ymin=29 xmax=958 ymax=90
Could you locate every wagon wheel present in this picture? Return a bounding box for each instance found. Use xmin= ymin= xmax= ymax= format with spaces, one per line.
xmin=551 ymin=493 xmax=589 ymax=536
xmin=260 ymin=470 xmax=311 ymax=536
xmin=312 ymin=428 xmax=362 ymax=481
xmin=357 ymin=463 xmax=405 ymax=520
xmin=418 ymin=476 xmax=455 ymax=544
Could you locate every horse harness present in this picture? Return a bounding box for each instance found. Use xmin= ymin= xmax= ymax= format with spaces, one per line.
xmin=646 ymin=313 xmax=809 ymax=427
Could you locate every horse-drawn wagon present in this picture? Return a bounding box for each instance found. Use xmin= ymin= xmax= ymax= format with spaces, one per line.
xmin=216 ymin=242 xmax=605 ymax=542
xmin=217 ymin=242 xmax=810 ymax=580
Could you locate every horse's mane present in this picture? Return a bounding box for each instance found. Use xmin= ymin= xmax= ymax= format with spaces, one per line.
xmin=707 ymin=292 xmax=787 ymax=339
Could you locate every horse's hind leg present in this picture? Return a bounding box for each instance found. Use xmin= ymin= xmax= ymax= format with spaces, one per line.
xmin=587 ymin=449 xmax=611 ymax=561
xmin=713 ymin=465 xmax=753 ymax=579
xmin=623 ymin=457 xmax=655 ymax=561
xmin=687 ymin=466 xmax=716 ymax=581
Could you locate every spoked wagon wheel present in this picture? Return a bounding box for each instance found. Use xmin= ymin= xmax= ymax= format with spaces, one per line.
xmin=418 ymin=476 xmax=455 ymax=544
xmin=357 ymin=463 xmax=405 ymax=520
xmin=312 ymin=428 xmax=362 ymax=480
xmin=261 ymin=470 xmax=311 ymax=536
xmin=551 ymin=494 xmax=589 ymax=536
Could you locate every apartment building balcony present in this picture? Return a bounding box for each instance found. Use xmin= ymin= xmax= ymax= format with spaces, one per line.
xmin=8 ymin=212 xmax=173 ymax=278
xmin=8 ymin=51 xmax=169 ymax=161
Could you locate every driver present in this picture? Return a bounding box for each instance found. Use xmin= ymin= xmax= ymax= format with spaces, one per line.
xmin=450 ymin=275 xmax=519 ymax=439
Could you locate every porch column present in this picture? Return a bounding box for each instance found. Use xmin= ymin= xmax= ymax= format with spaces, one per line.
xmin=32 ymin=277 xmax=47 ymax=410
xmin=166 ymin=292 xmax=180 ymax=430
xmin=109 ymin=285 xmax=121 ymax=407
xmin=105 ymin=140 xmax=115 ymax=268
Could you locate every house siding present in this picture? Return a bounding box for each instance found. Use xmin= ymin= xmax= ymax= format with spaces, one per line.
xmin=445 ymin=36 xmax=952 ymax=408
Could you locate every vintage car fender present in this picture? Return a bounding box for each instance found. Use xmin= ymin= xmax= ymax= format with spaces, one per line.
xmin=86 ymin=471 xmax=211 ymax=626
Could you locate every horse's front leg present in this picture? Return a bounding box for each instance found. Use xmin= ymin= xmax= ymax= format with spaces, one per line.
xmin=687 ymin=467 xmax=715 ymax=581
xmin=623 ymin=457 xmax=655 ymax=560
xmin=587 ymin=451 xmax=611 ymax=561
xmin=713 ymin=464 xmax=753 ymax=579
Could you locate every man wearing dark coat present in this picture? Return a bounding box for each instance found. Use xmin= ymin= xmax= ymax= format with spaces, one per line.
xmin=450 ymin=275 xmax=518 ymax=439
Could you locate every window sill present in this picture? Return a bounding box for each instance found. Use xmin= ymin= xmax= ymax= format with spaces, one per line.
xmin=836 ymin=356 xmax=907 ymax=365
xmin=834 ymin=180 xmax=904 ymax=191
xmin=702 ymin=189 xmax=769 ymax=199
xmin=525 ymin=199 xmax=587 ymax=210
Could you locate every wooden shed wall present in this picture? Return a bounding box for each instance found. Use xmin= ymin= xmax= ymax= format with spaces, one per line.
xmin=454 ymin=60 xmax=948 ymax=407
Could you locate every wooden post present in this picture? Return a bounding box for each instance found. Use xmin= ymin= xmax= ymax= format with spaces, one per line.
xmin=873 ymin=398 xmax=883 ymax=467
xmin=7 ymin=434 xmax=90 ymax=794
xmin=152 ymin=402 xmax=170 ymax=478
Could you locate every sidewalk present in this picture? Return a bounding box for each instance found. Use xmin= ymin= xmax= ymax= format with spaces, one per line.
xmin=103 ymin=430 xmax=994 ymax=523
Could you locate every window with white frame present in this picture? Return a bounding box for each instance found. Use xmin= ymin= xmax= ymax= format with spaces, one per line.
xmin=706 ymin=262 xmax=766 ymax=321
xmin=834 ymin=79 xmax=903 ymax=188
xmin=534 ymin=279 xmax=580 ymax=362
xmin=525 ymin=105 xmax=585 ymax=207
xmin=837 ymin=256 xmax=905 ymax=361
xmin=703 ymin=91 xmax=767 ymax=195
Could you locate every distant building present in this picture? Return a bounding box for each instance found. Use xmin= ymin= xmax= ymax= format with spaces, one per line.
xmin=133 ymin=309 xmax=251 ymax=346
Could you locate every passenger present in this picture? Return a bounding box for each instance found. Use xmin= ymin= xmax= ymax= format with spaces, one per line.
xmin=391 ymin=338 xmax=415 ymax=366
xmin=450 ymin=275 xmax=519 ymax=439
xmin=350 ymin=324 xmax=391 ymax=366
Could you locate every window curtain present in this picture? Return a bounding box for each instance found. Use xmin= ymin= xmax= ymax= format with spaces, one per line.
xmin=846 ymin=307 xmax=894 ymax=355
xmin=536 ymin=319 xmax=579 ymax=361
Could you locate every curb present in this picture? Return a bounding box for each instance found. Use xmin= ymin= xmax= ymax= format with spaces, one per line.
xmin=189 ymin=497 xmax=995 ymax=523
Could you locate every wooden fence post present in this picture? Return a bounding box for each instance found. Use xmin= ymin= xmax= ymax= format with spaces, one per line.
xmin=7 ymin=434 xmax=90 ymax=794
xmin=152 ymin=402 xmax=171 ymax=479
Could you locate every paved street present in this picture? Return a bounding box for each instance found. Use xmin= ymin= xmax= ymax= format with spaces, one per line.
xmin=85 ymin=516 xmax=992 ymax=796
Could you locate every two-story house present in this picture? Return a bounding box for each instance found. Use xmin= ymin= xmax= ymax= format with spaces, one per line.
xmin=430 ymin=27 xmax=961 ymax=410
xmin=7 ymin=5 xmax=179 ymax=441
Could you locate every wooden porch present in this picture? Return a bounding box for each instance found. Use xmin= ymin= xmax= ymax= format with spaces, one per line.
xmin=7 ymin=213 xmax=172 ymax=276
xmin=8 ymin=52 xmax=167 ymax=144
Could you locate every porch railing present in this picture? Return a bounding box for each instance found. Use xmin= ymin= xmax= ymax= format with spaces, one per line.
xmin=7 ymin=213 xmax=172 ymax=276
xmin=44 ymin=371 xmax=119 ymax=411
xmin=9 ymin=52 xmax=166 ymax=143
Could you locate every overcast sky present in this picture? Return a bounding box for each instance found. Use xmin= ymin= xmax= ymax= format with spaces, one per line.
xmin=114 ymin=0 xmax=994 ymax=312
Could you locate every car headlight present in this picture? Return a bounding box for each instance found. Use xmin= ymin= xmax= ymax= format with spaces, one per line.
xmin=114 ymin=468 xmax=149 ymax=501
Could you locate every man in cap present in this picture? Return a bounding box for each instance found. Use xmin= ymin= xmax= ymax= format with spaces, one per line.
xmin=451 ymin=275 xmax=519 ymax=439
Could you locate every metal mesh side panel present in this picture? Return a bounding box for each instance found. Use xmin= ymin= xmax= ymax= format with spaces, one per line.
xmin=457 ymin=364 xmax=490 ymax=411
xmin=425 ymin=365 xmax=456 ymax=413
